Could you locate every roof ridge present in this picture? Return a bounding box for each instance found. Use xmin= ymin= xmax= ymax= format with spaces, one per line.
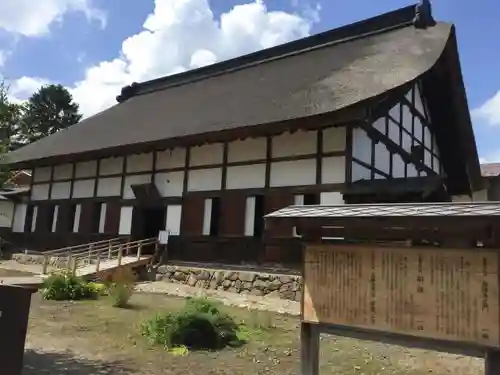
xmin=116 ymin=3 xmax=428 ymax=103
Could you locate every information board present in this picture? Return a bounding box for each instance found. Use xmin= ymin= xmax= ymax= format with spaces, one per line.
xmin=303 ymin=245 xmax=500 ymax=347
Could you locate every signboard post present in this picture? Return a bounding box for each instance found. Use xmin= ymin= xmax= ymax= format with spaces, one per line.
xmin=264 ymin=202 xmax=500 ymax=375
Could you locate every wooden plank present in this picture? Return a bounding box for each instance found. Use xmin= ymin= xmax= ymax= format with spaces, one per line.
xmin=303 ymin=244 xmax=500 ymax=348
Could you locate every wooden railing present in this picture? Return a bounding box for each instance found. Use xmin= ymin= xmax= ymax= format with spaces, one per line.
xmin=41 ymin=237 xmax=158 ymax=275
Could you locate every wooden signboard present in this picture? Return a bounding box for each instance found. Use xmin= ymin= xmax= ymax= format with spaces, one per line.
xmin=303 ymin=244 xmax=500 ymax=347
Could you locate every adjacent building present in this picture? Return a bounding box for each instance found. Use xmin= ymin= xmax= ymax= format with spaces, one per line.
xmin=3 ymin=2 xmax=482 ymax=266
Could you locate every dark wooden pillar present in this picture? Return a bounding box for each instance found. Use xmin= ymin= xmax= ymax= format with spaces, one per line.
xmin=300 ymin=322 xmax=319 ymax=375
xmin=485 ymin=351 xmax=500 ymax=375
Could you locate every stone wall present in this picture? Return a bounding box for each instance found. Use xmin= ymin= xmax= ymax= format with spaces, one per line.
xmin=156 ymin=265 xmax=302 ymax=302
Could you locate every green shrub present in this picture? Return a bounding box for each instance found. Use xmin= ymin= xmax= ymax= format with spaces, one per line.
xmin=41 ymin=271 xmax=96 ymax=301
xmin=86 ymin=282 xmax=108 ymax=296
xmin=101 ymin=267 xmax=136 ymax=308
xmin=141 ymin=297 xmax=240 ymax=351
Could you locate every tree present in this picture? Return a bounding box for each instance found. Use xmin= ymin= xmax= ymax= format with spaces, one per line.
xmin=22 ymin=84 xmax=82 ymax=144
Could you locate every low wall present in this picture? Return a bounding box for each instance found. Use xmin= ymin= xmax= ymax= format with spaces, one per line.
xmin=156 ymin=265 xmax=302 ymax=302
xmin=11 ymin=253 xmax=69 ymax=268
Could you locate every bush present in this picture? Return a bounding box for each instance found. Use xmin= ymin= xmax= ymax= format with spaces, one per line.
xmin=101 ymin=267 xmax=136 ymax=308
xmin=41 ymin=271 xmax=96 ymax=301
xmin=86 ymin=282 xmax=108 ymax=296
xmin=141 ymin=297 xmax=240 ymax=351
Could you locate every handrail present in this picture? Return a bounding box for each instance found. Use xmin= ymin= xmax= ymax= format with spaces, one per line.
xmin=43 ymin=237 xmax=127 ymax=255
xmin=41 ymin=237 xmax=158 ymax=275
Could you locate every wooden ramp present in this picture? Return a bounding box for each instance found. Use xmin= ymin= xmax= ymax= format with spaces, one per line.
xmin=76 ymin=255 xmax=152 ymax=278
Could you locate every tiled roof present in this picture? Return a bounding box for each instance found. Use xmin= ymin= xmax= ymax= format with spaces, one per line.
xmin=265 ymin=202 xmax=500 ymax=219
xmin=481 ymin=163 xmax=500 ymax=177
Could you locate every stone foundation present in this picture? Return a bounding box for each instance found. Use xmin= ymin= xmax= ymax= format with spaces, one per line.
xmin=156 ymin=265 xmax=303 ymax=302
xmin=12 ymin=253 xmax=69 ymax=268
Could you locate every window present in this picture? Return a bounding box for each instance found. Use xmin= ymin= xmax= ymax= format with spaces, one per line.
xmin=202 ymin=197 xmax=220 ymax=236
xmin=244 ymin=195 xmax=264 ymax=237
xmin=90 ymin=202 xmax=102 ymax=233
xmin=293 ymin=194 xmax=318 ymax=237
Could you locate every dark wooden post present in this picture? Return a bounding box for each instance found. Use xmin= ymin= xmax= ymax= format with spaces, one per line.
xmin=300 ymin=322 xmax=319 ymax=375
xmin=485 ymin=351 xmax=500 ymax=375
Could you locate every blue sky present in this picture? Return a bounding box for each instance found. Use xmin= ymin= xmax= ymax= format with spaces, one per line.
xmin=0 ymin=0 xmax=499 ymax=162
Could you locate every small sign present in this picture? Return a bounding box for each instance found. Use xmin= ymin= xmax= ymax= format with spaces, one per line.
xmin=158 ymin=230 xmax=169 ymax=245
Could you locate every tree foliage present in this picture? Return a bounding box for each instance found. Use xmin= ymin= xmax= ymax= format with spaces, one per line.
xmin=22 ymin=84 xmax=82 ymax=143
xmin=0 ymin=80 xmax=82 ymax=188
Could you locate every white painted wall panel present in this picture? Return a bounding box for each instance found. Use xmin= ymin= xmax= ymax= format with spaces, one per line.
xmin=352 ymin=128 xmax=371 ymax=164
xmin=97 ymin=177 xmax=122 ymax=197
xmin=75 ymin=160 xmax=97 ymax=178
xmin=190 ymin=143 xmax=224 ymax=166
xmin=228 ymin=138 xmax=266 ymax=163
xmin=51 ymin=182 xmax=71 ymax=199
xmin=100 ymin=157 xmax=123 ymax=175
xmin=322 ymin=127 xmax=346 ymax=152
xmin=321 ymin=156 xmax=345 ymax=184
xmin=0 ymin=201 xmax=14 ymax=227
xmin=352 ymin=162 xmax=371 ymax=181
xmin=401 ymin=104 xmax=413 ymax=133
xmin=156 ymin=148 xmax=186 ymax=169
xmin=270 ymin=159 xmax=316 ymax=187
xmin=12 ymin=203 xmax=26 ymax=232
xmin=73 ymin=204 xmax=81 ymax=233
xmin=244 ymin=197 xmax=256 ymax=236
xmin=407 ymin=163 xmax=418 ymax=178
xmin=272 ymin=131 xmax=316 ymax=158
xmin=53 ymin=164 xmax=73 ymax=180
xmin=34 ymin=166 xmax=51 ymax=182
xmin=392 ymin=154 xmax=405 ymax=178
xmin=31 ymin=184 xmax=50 ymax=200
xmin=165 ymin=204 xmax=182 ymax=235
xmin=226 ymin=164 xmax=266 ymax=189
xmin=202 ymin=198 xmax=212 ymax=236
xmin=123 ymin=174 xmax=151 ymax=199
xmin=72 ymin=179 xmax=95 ymax=198
xmin=320 ymin=192 xmax=344 ymax=205
xmin=51 ymin=205 xmax=59 ymax=232
xmin=31 ymin=206 xmax=38 ymax=232
xmin=414 ymin=85 xmax=427 ymax=118
xmin=119 ymin=206 xmax=133 ymax=235
xmin=99 ymin=203 xmax=107 ymax=233
xmin=374 ymin=143 xmax=390 ymax=175
xmin=154 ymin=171 xmax=184 ymax=197
xmin=188 ymin=168 xmax=222 ymax=191
xmin=126 ymin=153 xmax=153 ymax=173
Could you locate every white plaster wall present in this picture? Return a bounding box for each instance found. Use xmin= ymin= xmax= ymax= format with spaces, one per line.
xmin=0 ymin=201 xmax=14 ymax=227
xmin=272 ymin=131 xmax=316 ymax=158
xmin=100 ymin=157 xmax=123 ymax=175
xmin=154 ymin=171 xmax=184 ymax=197
xmin=407 ymin=163 xmax=418 ymax=178
xmin=31 ymin=206 xmax=38 ymax=232
xmin=323 ymin=126 xmax=346 ymax=152
xmin=51 ymin=182 xmax=71 ymax=199
xmin=75 ymin=160 xmax=97 ymax=178
xmin=227 ymin=138 xmax=266 ymax=163
xmin=53 ymin=164 xmax=73 ymax=180
xmin=156 ymin=148 xmax=186 ymax=169
xmin=51 ymin=205 xmax=59 ymax=232
xmin=97 ymin=177 xmax=122 ymax=197
xmin=190 ymin=143 xmax=223 ymax=167
xmin=320 ymin=192 xmax=344 ymax=205
xmin=352 ymin=127 xmax=371 ymax=164
xmin=73 ymin=179 xmax=95 ymax=198
xmin=244 ymin=197 xmax=256 ymax=236
xmin=392 ymin=154 xmax=405 ymax=178
xmin=126 ymin=153 xmax=153 ymax=173
xmin=123 ymin=174 xmax=151 ymax=199
xmin=31 ymin=184 xmax=50 ymax=200
xmin=226 ymin=164 xmax=266 ymax=189
xmin=12 ymin=203 xmax=26 ymax=232
xmin=73 ymin=204 xmax=81 ymax=233
xmin=34 ymin=166 xmax=51 ymax=182
xmin=165 ymin=204 xmax=182 ymax=235
xmin=202 ymin=198 xmax=212 ymax=235
xmin=188 ymin=168 xmax=222 ymax=191
xmin=99 ymin=203 xmax=107 ymax=233
xmin=352 ymin=162 xmax=371 ymax=181
xmin=322 ymin=156 xmax=345 ymax=184
xmin=270 ymin=159 xmax=316 ymax=187
xmin=401 ymin=104 xmax=413 ymax=134
xmin=414 ymin=85 xmax=427 ymax=118
xmin=119 ymin=206 xmax=133 ymax=235
xmin=374 ymin=142 xmax=390 ymax=175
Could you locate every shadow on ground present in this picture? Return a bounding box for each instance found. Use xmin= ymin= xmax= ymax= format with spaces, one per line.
xmin=23 ymin=349 xmax=134 ymax=375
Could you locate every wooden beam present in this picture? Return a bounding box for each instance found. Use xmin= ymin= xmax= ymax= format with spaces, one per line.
xmin=300 ymin=322 xmax=319 ymax=375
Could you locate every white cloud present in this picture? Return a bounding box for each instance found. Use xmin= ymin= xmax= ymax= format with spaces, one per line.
xmin=10 ymin=0 xmax=319 ymax=117
xmin=0 ymin=0 xmax=106 ymax=37
xmin=472 ymin=90 xmax=500 ymax=127
xmin=7 ymin=76 xmax=50 ymax=103
xmin=0 ymin=50 xmax=6 ymax=67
